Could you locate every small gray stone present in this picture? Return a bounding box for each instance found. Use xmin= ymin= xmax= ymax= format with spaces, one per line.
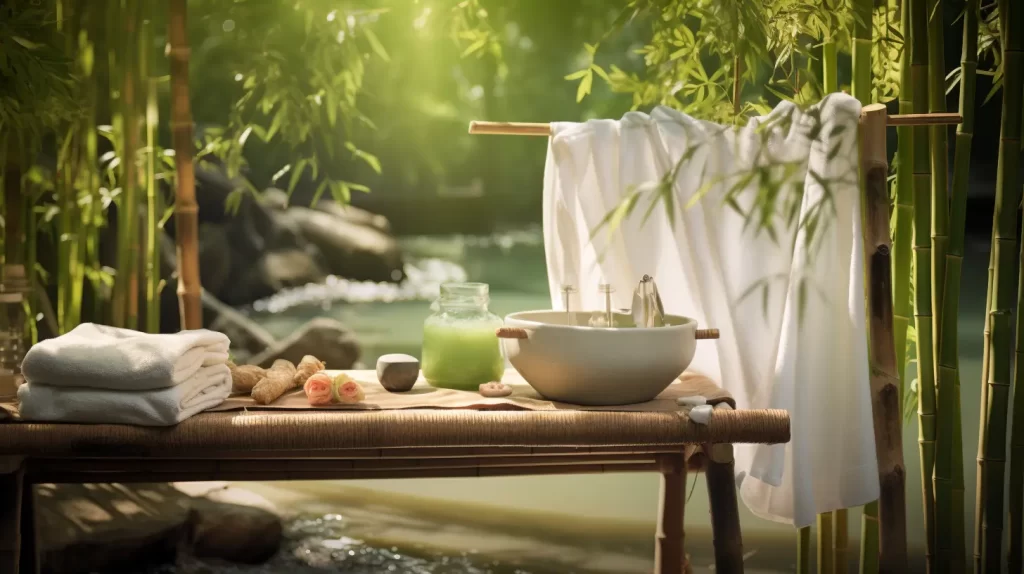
xmin=377 ymin=353 xmax=419 ymax=392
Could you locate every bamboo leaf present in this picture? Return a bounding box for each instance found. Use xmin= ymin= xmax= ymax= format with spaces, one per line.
xmin=564 ymin=69 xmax=589 ymax=80
xmin=363 ymin=28 xmax=390 ymax=62
xmin=576 ymin=70 xmax=594 ymax=102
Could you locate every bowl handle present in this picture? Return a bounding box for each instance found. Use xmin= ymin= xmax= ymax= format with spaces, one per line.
xmin=496 ymin=327 xmax=530 ymax=339
xmin=695 ymin=328 xmax=720 ymax=340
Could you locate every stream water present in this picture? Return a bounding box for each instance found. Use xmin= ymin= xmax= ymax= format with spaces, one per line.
xmin=171 ymin=227 xmax=991 ymax=573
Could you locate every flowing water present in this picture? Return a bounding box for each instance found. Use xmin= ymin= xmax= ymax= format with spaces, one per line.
xmin=185 ymin=227 xmax=991 ymax=573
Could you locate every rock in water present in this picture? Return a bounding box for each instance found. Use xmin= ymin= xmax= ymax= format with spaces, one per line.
xmin=286 ymin=206 xmax=403 ymax=283
xmin=188 ymin=498 xmax=282 ymax=564
xmin=377 ymin=353 xmax=419 ymax=392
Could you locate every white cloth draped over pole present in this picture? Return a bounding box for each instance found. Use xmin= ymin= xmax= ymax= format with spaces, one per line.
xmin=542 ymin=93 xmax=878 ymax=528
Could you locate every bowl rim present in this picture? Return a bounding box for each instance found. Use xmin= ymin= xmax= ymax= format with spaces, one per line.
xmin=504 ymin=309 xmax=697 ymax=333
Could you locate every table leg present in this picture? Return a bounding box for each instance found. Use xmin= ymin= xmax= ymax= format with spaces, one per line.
xmin=655 ymin=452 xmax=690 ymax=574
xmin=19 ymin=479 xmax=38 ymax=574
xmin=705 ymin=442 xmax=744 ymax=574
xmin=0 ymin=465 xmax=24 ymax=573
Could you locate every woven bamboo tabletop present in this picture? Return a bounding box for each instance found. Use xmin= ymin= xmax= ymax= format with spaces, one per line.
xmin=0 ymin=407 xmax=789 ymax=457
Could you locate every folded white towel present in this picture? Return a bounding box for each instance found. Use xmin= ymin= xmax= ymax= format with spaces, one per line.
xmin=21 ymin=323 xmax=230 ymax=391
xmin=17 ymin=363 xmax=231 ymax=426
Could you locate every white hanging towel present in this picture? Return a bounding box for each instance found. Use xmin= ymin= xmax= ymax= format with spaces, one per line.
xmin=542 ymin=94 xmax=878 ymax=528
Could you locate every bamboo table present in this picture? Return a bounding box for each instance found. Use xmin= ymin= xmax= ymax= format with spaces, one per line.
xmin=0 ymin=395 xmax=789 ymax=574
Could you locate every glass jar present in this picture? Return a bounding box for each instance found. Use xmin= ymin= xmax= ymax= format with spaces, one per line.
xmin=421 ymin=282 xmax=505 ymax=390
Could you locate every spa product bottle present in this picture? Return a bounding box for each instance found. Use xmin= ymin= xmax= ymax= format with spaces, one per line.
xmin=421 ymin=282 xmax=505 ymax=390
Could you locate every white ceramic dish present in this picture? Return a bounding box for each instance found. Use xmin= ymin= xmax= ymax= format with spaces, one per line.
xmin=497 ymin=310 xmax=718 ymax=406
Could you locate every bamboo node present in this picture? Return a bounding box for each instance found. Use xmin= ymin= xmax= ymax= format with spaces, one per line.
xmin=877 ymin=244 xmax=890 ymax=256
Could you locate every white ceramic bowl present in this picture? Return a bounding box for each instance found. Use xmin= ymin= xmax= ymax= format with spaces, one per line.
xmin=498 ymin=310 xmax=716 ymax=406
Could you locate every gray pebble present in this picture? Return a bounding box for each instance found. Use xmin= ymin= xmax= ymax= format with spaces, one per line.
xmin=376 ymin=353 xmax=420 ymax=392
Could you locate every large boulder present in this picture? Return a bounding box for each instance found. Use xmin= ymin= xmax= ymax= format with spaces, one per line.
xmin=248 ymin=317 xmax=361 ymax=369
xmin=285 ymin=206 xmax=404 ymax=283
xmin=187 ymin=499 xmax=282 ymax=565
xmin=36 ymin=483 xmax=191 ymax=574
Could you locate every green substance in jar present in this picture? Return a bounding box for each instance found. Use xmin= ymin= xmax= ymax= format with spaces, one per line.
xmin=421 ymin=319 xmax=505 ymax=391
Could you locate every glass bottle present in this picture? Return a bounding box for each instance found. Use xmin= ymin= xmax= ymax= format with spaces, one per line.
xmin=0 ymin=264 xmax=28 ymax=399
xmin=421 ymin=282 xmax=504 ymax=390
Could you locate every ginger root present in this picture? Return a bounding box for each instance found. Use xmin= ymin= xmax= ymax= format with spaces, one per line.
xmin=293 ymin=355 xmax=325 ymax=386
xmin=251 ymin=359 xmax=298 ymax=405
xmin=228 ymin=362 xmax=267 ymax=393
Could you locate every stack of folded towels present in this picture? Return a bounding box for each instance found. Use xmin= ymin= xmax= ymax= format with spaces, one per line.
xmin=18 ymin=323 xmax=232 ymax=426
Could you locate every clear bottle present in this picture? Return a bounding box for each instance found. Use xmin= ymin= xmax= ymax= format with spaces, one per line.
xmin=422 ymin=282 xmax=504 ymax=390
xmin=0 ymin=264 xmax=28 ymax=399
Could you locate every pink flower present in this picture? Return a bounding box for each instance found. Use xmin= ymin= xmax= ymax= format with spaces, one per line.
xmin=304 ymin=373 xmax=333 ymax=406
xmin=333 ymin=373 xmax=365 ymax=404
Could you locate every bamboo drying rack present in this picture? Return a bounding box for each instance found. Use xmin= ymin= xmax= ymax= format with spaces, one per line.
xmin=467 ymin=112 xmax=962 ymax=136
xmin=468 ymin=104 xmax=963 ymax=573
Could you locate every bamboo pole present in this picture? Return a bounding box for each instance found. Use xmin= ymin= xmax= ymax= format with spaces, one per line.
xmin=934 ymin=0 xmax=976 ymax=570
xmin=977 ymin=1 xmax=1023 ymax=570
xmin=860 ymin=102 xmax=909 ymax=572
xmin=909 ymin=0 xmax=937 ymax=568
xmin=168 ymin=0 xmax=203 ymax=330
xmin=655 ymin=454 xmax=688 ymax=574
xmin=466 ymin=114 xmax=962 ymax=137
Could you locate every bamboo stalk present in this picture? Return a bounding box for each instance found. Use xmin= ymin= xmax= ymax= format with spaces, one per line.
xmin=818 ymin=511 xmax=834 ymax=574
xmin=860 ymin=102 xmax=909 ymax=572
xmin=113 ymin=0 xmax=140 ymax=329
xmin=851 ymin=3 xmax=877 ymax=570
xmin=144 ymin=75 xmax=160 ymax=333
xmin=1009 ymin=10 xmax=1024 ymax=574
xmin=934 ymin=0 xmax=976 ymax=570
xmin=168 ymin=0 xmax=203 ymax=330
xmin=140 ymin=9 xmax=159 ymax=334
xmin=908 ymin=0 xmax=937 ymax=569
xmin=834 ymin=507 xmax=849 ymax=572
xmin=823 ymin=39 xmax=838 ymax=94
xmin=977 ymin=1 xmax=1023 ymax=570
xmin=797 ymin=526 xmax=811 ymax=574
xmin=892 ymin=0 xmax=914 ymax=459
xmin=925 ymin=0 xmax=955 ymax=564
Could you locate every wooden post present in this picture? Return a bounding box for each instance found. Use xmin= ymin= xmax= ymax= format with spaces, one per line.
xmin=859 ymin=102 xmax=909 ymax=570
xmin=704 ymin=402 xmax=744 ymax=573
xmin=705 ymin=444 xmax=744 ymax=573
xmin=655 ymin=452 xmax=690 ymax=574
xmin=168 ymin=0 xmax=203 ymax=330
xmin=0 ymin=464 xmax=24 ymax=573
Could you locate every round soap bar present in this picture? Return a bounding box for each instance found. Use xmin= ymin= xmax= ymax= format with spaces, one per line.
xmin=376 ymin=353 xmax=420 ymax=392
xmin=479 ymin=381 xmax=512 ymax=398
xmin=676 ymin=395 xmax=707 ymax=407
